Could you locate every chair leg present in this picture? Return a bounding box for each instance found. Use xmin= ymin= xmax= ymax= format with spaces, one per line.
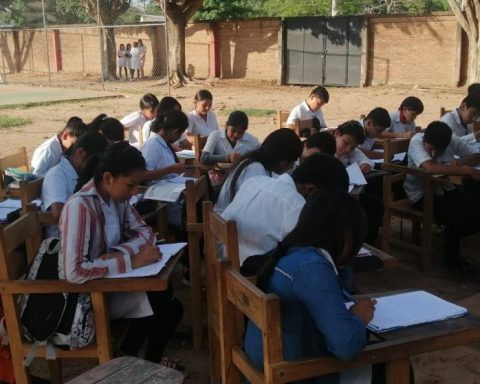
xmin=381 ymin=211 xmax=392 ymax=253
xmin=208 ymin=328 xmax=221 ymax=384
xmin=90 ymin=292 xmax=113 ymax=364
xmin=48 ymin=359 xmax=62 ymax=384
xmin=189 ymin=232 xmax=203 ymax=350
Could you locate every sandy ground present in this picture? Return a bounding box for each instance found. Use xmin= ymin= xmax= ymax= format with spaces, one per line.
xmin=1 ymin=80 xmax=480 ymax=383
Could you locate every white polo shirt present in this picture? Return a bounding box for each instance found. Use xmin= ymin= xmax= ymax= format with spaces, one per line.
xmin=403 ymin=133 xmax=477 ymax=204
xmin=140 ymin=135 xmax=178 ymax=180
xmin=357 ymin=119 xmax=376 ymax=151
xmin=202 ymin=129 xmax=260 ymax=159
xmin=142 ymin=120 xmax=155 ymax=143
xmin=121 ymin=110 xmax=147 ymax=147
xmin=337 ymin=148 xmax=375 ymax=170
xmin=42 ymin=156 xmax=78 ymax=237
xmin=31 ymin=135 xmax=63 ymax=177
xmin=440 ymin=109 xmax=477 ymax=145
xmin=222 ymin=173 xmax=305 ymax=266
xmin=187 ymin=110 xmax=219 ymax=136
xmin=286 ymin=100 xmax=327 ymax=128
xmin=388 ymin=111 xmax=416 ymax=133
xmin=215 ymin=161 xmax=272 ymax=215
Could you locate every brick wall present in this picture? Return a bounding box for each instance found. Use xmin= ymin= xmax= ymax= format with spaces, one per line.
xmin=185 ymin=22 xmax=211 ymax=79
xmin=366 ymin=13 xmax=461 ymax=87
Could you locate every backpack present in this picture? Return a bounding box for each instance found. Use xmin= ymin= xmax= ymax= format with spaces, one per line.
xmin=16 ymin=238 xmax=95 ymax=365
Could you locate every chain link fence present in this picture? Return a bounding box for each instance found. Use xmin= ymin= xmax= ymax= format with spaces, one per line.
xmin=0 ymin=0 xmax=170 ymax=92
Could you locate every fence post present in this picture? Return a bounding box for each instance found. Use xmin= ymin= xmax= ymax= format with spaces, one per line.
xmin=97 ymin=0 xmax=106 ymax=90
xmin=164 ymin=0 xmax=170 ymax=96
xmin=0 ymin=32 xmax=7 ymax=84
xmin=40 ymin=0 xmax=52 ymax=86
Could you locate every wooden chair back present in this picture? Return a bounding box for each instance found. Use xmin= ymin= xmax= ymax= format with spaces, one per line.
xmin=382 ymin=138 xmax=410 ymax=163
xmin=194 ymin=135 xmax=208 ymax=163
xmin=277 ymin=111 xmax=290 ymax=129
xmin=0 ymin=147 xmax=28 ymax=198
xmin=18 ymin=177 xmax=55 ymax=225
xmin=185 ymin=176 xmax=210 ymax=350
xmin=202 ymin=200 xmax=240 ymax=383
xmin=440 ymin=107 xmax=451 ymax=117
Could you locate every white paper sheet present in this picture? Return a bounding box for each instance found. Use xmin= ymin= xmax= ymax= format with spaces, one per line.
xmin=346 ymin=290 xmax=467 ymax=333
xmin=144 ymin=181 xmax=186 ymax=203
xmin=176 ymin=150 xmax=196 ymax=159
xmin=108 ymin=242 xmax=187 ymax=279
xmin=356 ymin=247 xmax=373 ymax=257
xmin=372 ymin=152 xmax=406 ymax=164
xmin=346 ymin=163 xmax=367 ymax=186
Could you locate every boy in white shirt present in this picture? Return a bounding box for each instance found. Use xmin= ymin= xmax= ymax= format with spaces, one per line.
xmin=286 ymin=86 xmax=329 ymax=134
xmin=440 ymin=94 xmax=480 ymax=145
xmin=382 ymin=96 xmax=424 ymax=139
xmin=357 ymin=107 xmax=391 ymax=160
xmin=404 ymin=121 xmax=480 ymax=270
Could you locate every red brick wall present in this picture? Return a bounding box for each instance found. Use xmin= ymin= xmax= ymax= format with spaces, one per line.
xmin=185 ymin=22 xmax=211 ymax=79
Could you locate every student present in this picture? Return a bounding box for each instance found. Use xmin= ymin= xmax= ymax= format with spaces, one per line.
xmin=334 ymin=120 xmax=375 ymax=174
xmin=31 ymin=117 xmax=88 ymax=177
xmin=214 ymin=128 xmax=303 ymax=214
xmin=138 ymin=39 xmax=147 ymax=79
xmin=201 ymin=110 xmax=260 ymax=165
xmin=286 ymin=86 xmax=329 ymax=131
xmin=404 ymin=121 xmax=480 ymax=270
xmin=244 ymin=189 xmax=382 ymax=384
xmin=89 ymin=114 xmax=125 ymax=144
xmin=440 ymin=94 xmax=480 ymax=144
xmin=142 ymin=96 xmax=182 ymax=143
xmin=357 ymin=107 xmax=391 ymax=160
xmin=186 ymin=89 xmax=219 ymax=141
xmin=42 ymin=131 xmax=108 ymax=237
xmin=468 ymin=83 xmax=480 ymax=95
xmin=121 ymin=93 xmax=159 ymax=147
xmin=382 ymin=97 xmax=424 ymax=139
xmin=222 ymin=153 xmax=348 ymax=269
xmin=129 ymin=41 xmax=141 ymax=80
xmin=301 ymin=131 xmax=336 ymax=159
xmin=59 ymin=142 xmax=183 ymax=363
xmin=117 ymin=43 xmax=128 ymax=80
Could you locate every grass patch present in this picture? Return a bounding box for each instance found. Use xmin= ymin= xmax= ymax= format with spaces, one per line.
xmin=0 ymin=115 xmax=32 ymax=129
xmin=219 ymin=108 xmax=276 ymax=117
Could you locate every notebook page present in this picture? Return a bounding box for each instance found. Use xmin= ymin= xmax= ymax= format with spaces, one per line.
xmin=346 ymin=163 xmax=367 ymax=186
xmin=144 ymin=181 xmax=185 ymax=202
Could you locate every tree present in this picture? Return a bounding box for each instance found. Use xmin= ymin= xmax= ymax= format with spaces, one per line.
xmin=447 ymin=0 xmax=480 ymax=83
xmin=0 ymin=0 xmax=27 ymax=26
xmin=195 ymin=0 xmax=267 ymax=20
xmin=83 ymin=0 xmax=131 ymax=80
xmin=159 ymin=0 xmax=204 ymax=86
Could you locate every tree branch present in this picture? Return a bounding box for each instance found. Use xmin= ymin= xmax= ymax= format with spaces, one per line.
xmin=448 ymin=0 xmax=471 ymax=33
xmin=465 ymin=1 xmax=478 ymax=39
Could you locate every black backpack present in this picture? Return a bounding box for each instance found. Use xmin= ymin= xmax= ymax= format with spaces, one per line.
xmin=16 ymin=238 xmax=95 ymax=364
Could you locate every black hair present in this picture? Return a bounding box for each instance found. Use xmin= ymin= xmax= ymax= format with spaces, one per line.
xmin=87 ymin=114 xmax=107 ymax=131
xmin=256 ymin=189 xmax=366 ymax=289
xmin=98 ymin=118 xmax=125 ymax=143
xmin=399 ymin=96 xmax=424 ymax=115
xmin=93 ymin=142 xmax=146 ymax=186
xmin=194 ymin=89 xmax=213 ymax=101
xmin=423 ymin=121 xmax=452 ymax=152
xmin=61 ymin=116 xmax=88 ymax=137
xmin=226 ymin=110 xmax=248 ymax=130
xmin=225 ymin=128 xmax=303 ymax=202
xmin=461 ymin=94 xmax=480 ymax=110
xmin=365 ymin=107 xmax=391 ymax=129
xmin=468 ymin=83 xmax=480 ymax=95
xmin=150 ymin=109 xmax=189 ymax=134
xmin=310 ymin=86 xmax=329 ymax=103
xmin=293 ymin=153 xmax=348 ymax=192
xmin=156 ymin=96 xmax=182 ymax=116
xmin=336 ymin=120 xmax=366 ymax=145
xmin=304 ymin=131 xmax=336 ymax=156
xmin=139 ymin=93 xmax=159 ymax=110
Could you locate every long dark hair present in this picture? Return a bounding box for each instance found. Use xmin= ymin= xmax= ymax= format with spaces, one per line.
xmin=256 ymin=189 xmax=366 ymax=289
xmin=225 ymin=128 xmax=302 ymax=202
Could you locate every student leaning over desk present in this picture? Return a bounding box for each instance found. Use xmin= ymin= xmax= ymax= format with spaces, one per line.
xmin=382 ymin=96 xmax=424 ymax=139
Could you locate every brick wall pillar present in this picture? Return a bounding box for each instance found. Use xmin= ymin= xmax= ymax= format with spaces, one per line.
xmin=52 ymin=29 xmax=62 ymax=72
xmin=209 ymin=22 xmax=220 ymax=78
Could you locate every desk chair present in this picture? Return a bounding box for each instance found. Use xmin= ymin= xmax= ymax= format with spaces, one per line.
xmin=194 ymin=135 xmax=208 ymax=163
xmin=19 ymin=178 xmax=55 ymax=225
xmin=185 ymin=176 xmax=210 ymax=350
xmin=277 ymin=111 xmax=316 ymax=137
xmin=382 ymin=138 xmax=410 ymax=164
xmin=0 ymin=147 xmax=28 ymax=198
xmin=440 ymin=107 xmax=451 ymax=118
xmin=203 ymin=201 xmax=240 ymax=384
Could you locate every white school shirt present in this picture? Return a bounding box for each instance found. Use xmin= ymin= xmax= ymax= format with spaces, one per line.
xmin=142 ymin=120 xmax=155 ymax=143
xmin=286 ymin=100 xmax=327 ymax=128
xmin=215 ymin=161 xmax=272 ymax=215
xmin=357 ymin=119 xmax=376 ymax=151
xmin=42 ymin=156 xmax=78 ymax=237
xmin=440 ymin=109 xmax=477 ymax=145
xmin=141 ymin=134 xmax=178 ymax=180
xmin=31 ymin=135 xmax=63 ymax=177
xmin=222 ymin=173 xmax=305 ymax=266
xmin=129 ymin=47 xmax=140 ymax=70
xmin=387 ymin=111 xmax=416 ymax=133
xmin=403 ymin=133 xmax=477 ymax=204
xmin=121 ymin=110 xmax=147 ymax=147
xmin=186 ymin=110 xmax=219 ymax=136
xmin=139 ymin=45 xmax=147 ymax=65
xmin=202 ymin=129 xmax=260 ymax=159
xmin=337 ymin=148 xmax=375 ymax=170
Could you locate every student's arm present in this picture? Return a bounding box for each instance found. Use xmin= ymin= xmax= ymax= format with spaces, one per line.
xmin=42 ymin=170 xmax=69 ymax=223
xmin=201 ymin=152 xmax=229 ymax=165
xmin=142 ymin=163 xmax=187 ymax=182
xmin=49 ymin=202 xmax=64 ymax=224
xmin=285 ymin=107 xmax=300 ymax=129
xmin=419 ymin=159 xmax=480 ymax=179
xmin=380 ymin=130 xmax=415 ymax=139
xmin=350 ymin=149 xmax=375 ymax=174
xmin=201 ymin=132 xmax=229 ymax=165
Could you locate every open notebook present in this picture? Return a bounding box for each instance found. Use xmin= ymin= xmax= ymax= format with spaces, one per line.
xmin=144 ymin=176 xmax=195 ymax=203
xmin=108 ymin=242 xmax=187 ymax=279
xmin=346 ymin=290 xmax=467 ymax=333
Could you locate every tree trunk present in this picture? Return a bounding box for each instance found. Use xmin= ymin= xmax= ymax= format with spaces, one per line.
xmin=331 ymin=0 xmax=339 ymax=16
xmin=104 ymin=27 xmax=118 ymax=80
xmin=146 ymin=25 xmax=167 ymax=78
xmin=167 ymin=16 xmax=188 ymax=85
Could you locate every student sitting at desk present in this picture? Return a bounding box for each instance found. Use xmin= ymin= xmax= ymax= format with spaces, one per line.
xmin=405 ymin=121 xmax=480 ymax=270
xmin=301 ymin=131 xmax=337 ymax=159
xmin=142 ymin=96 xmax=182 ymax=144
xmin=214 ymin=128 xmax=303 ymax=214
xmin=121 ymin=93 xmax=159 ymax=147
xmin=201 ymin=110 xmax=260 ymax=165
xmin=286 ymin=86 xmax=329 ymax=132
xmin=441 ymin=94 xmax=480 ymax=145
xmin=31 ymin=116 xmax=88 ymax=177
xmin=59 ymin=142 xmax=183 ymax=364
xmin=382 ymin=96 xmax=424 ymax=139
xmin=357 ymin=107 xmax=391 ymax=160
xmin=89 ymin=114 xmax=125 ymax=144
xmin=42 ymin=131 xmax=108 ymax=237
xmin=244 ymin=189 xmax=384 ymax=384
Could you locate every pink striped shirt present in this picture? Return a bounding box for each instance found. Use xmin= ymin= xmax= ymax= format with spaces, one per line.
xmin=59 ymin=180 xmax=154 ymax=283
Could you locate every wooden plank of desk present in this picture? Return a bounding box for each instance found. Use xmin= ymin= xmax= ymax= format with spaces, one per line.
xmin=363 ymin=243 xmax=398 ymax=269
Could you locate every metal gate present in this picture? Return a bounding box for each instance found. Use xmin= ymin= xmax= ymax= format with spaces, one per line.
xmin=284 ymin=16 xmax=364 ymax=86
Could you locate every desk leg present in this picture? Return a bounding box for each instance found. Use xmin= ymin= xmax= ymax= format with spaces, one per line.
xmin=91 ymin=292 xmax=113 ymax=364
xmin=385 ymin=358 xmax=410 ymax=384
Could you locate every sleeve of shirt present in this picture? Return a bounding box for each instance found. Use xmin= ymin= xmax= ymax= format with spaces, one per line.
xmin=317 ymin=110 xmax=327 ymax=128
xmin=60 ymin=198 xmax=131 ymax=283
xmin=459 ymin=132 xmax=478 ymax=145
xmin=120 ymin=111 xmax=140 ymax=128
xmin=187 ymin=114 xmax=194 ymax=133
xmin=408 ymin=136 xmax=432 ymax=168
xmin=292 ymin=258 xmax=367 ymax=361
xmin=42 ymin=169 xmax=69 ymax=210
xmin=349 ymin=148 xmax=375 ymax=169
xmin=142 ymin=120 xmax=153 ymax=142
xmin=31 ymin=147 xmax=54 ymax=177
xmin=286 ymin=106 xmax=301 ymax=125
xmin=451 ymin=135 xmax=478 ymax=158
xmin=141 ymin=141 xmax=163 ymax=171
xmin=211 ymin=112 xmax=219 ymax=131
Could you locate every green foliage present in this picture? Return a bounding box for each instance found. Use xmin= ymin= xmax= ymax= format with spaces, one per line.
xmin=195 ymin=0 xmax=267 ymax=20
xmin=0 ymin=0 xmax=27 ymax=26
xmin=263 ymin=0 xmax=330 ymax=17
xmin=54 ymin=0 xmax=93 ymax=24
xmin=0 ymin=115 xmax=31 ymax=129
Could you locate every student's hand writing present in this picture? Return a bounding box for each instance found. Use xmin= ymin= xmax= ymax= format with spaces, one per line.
xmin=360 ymin=164 xmax=372 ymax=174
xmin=228 ymin=152 xmax=242 ymax=163
xmin=349 ymin=298 xmax=377 ymax=324
xmin=132 ymin=245 xmax=162 ymax=268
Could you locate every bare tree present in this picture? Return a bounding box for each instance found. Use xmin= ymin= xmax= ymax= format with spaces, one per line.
xmin=331 ymin=0 xmax=339 ymax=16
xmin=159 ymin=0 xmax=203 ymax=86
xmin=84 ymin=0 xmax=131 ymax=80
xmin=447 ymin=0 xmax=480 ymax=83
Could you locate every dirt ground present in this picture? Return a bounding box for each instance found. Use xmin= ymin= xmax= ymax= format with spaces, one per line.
xmin=1 ymin=79 xmax=480 ymax=383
